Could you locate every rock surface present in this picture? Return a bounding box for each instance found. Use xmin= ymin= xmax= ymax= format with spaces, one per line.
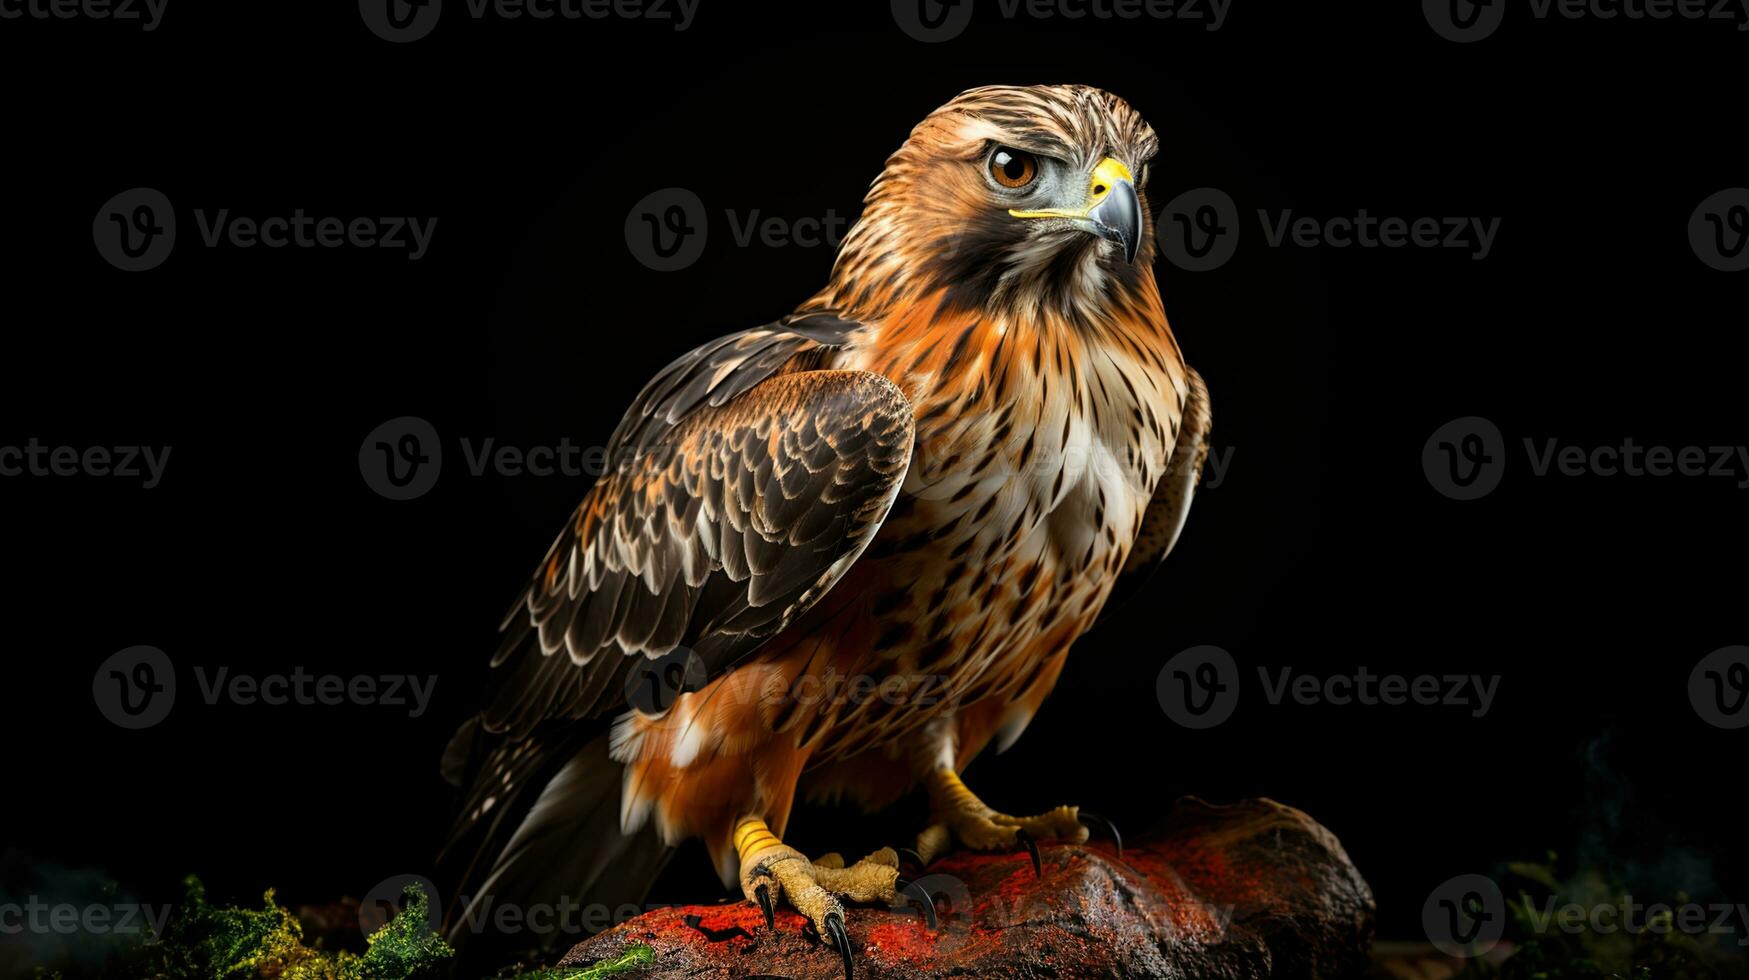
xmin=557 ymin=797 xmax=1374 ymax=978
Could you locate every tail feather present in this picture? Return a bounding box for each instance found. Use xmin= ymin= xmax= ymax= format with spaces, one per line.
xmin=439 ymin=724 xmax=673 ymax=965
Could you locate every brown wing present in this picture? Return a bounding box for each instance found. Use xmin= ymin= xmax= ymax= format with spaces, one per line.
xmin=1099 ymin=366 xmax=1212 ymax=622
xmin=478 ymin=330 xmax=912 ymax=740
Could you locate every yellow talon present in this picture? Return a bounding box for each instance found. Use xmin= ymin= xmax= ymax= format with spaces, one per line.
xmin=913 ymin=767 xmax=1089 ymax=865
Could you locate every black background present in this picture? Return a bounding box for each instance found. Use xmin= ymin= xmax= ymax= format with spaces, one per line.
xmin=2 ymin=0 xmax=1745 ymax=971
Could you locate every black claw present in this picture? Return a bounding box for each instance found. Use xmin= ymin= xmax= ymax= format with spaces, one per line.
xmin=895 ymin=877 xmax=939 ymax=931
xmin=824 ymin=911 xmax=854 ymax=980
xmin=1014 ymin=828 xmax=1042 ymax=877
xmin=754 ymin=883 xmax=775 ymax=932
xmin=897 ymin=847 xmax=926 ymax=871
xmin=1078 ymin=810 xmax=1124 ymax=860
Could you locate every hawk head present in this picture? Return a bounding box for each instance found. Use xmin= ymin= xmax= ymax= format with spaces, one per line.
xmin=827 ymin=84 xmax=1161 ymax=322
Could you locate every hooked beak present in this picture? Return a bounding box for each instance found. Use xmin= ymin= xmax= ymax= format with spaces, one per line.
xmin=1010 ymin=156 xmax=1143 ymax=264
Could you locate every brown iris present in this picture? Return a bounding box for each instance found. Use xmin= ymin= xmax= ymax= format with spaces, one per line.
xmin=989 ymin=148 xmax=1038 ymax=189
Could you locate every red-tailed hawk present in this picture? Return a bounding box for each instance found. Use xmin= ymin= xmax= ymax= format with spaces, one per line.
xmin=441 ymin=83 xmax=1211 ymax=977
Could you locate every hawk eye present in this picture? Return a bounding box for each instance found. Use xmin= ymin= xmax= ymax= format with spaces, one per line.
xmin=988 ymin=148 xmax=1038 ymax=189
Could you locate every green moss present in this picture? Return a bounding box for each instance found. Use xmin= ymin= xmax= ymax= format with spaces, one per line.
xmin=492 ymin=944 xmax=655 ymax=979
xmin=127 ymin=877 xmax=452 ymax=980
xmin=29 ymin=876 xmax=651 ymax=980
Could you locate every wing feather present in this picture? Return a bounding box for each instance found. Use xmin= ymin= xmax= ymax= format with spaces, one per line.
xmin=477 ymin=319 xmax=908 ymax=740
xmin=1097 ymin=366 xmax=1212 ymax=624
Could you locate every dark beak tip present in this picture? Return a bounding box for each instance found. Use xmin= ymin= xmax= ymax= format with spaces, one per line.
xmin=1091 ymin=180 xmax=1144 ymax=264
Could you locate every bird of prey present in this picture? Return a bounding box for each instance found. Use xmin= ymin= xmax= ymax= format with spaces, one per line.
xmin=440 ymin=83 xmax=1212 ymax=976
